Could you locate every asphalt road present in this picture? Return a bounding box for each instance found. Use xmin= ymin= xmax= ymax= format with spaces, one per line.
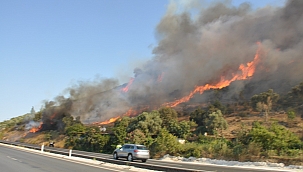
xmin=86 ymin=153 xmax=293 ymax=172
xmin=0 ymin=141 xmax=296 ymax=172
xmin=146 ymin=159 xmax=292 ymax=172
xmin=0 ymin=145 xmax=122 ymax=172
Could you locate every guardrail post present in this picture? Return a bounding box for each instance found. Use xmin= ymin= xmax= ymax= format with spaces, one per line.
xmin=69 ymin=149 xmax=72 ymax=157
xmin=41 ymin=144 xmax=44 ymax=152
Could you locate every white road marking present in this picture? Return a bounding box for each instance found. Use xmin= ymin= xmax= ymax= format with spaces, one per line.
xmin=7 ymin=156 xmax=18 ymax=161
xmin=1 ymin=143 xmax=157 ymax=172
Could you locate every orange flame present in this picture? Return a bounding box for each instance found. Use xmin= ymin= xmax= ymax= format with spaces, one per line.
xmin=93 ymin=109 xmax=134 ymax=125
xmin=29 ymin=122 xmax=43 ymax=133
xmin=96 ymin=116 xmax=121 ymax=125
xmin=165 ymin=43 xmax=261 ymax=107
xmin=50 ymin=113 xmax=56 ymax=120
xmin=157 ymin=72 xmax=164 ymax=82
xmin=95 ymin=43 xmax=262 ymax=124
xmin=123 ymin=108 xmax=134 ymax=117
xmin=122 ymin=78 xmax=134 ymax=92
xmin=122 ymin=106 xmax=149 ymax=117
xmin=94 ymin=107 xmax=150 ymax=125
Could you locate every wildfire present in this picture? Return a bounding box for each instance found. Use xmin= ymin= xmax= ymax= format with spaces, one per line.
xmin=96 ymin=43 xmax=262 ymax=125
xmin=165 ymin=43 xmax=262 ymax=107
xmin=123 ymin=108 xmax=134 ymax=117
xmin=29 ymin=122 xmax=43 ymax=133
xmin=96 ymin=116 xmax=121 ymax=125
xmin=157 ymin=72 xmax=164 ymax=82
xmin=122 ymin=107 xmax=149 ymax=117
xmin=50 ymin=113 xmax=57 ymax=120
xmin=94 ymin=106 xmax=150 ymax=125
xmin=121 ymin=78 xmax=134 ymax=92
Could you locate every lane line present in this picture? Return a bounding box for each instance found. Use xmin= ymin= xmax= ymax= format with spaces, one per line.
xmin=1 ymin=144 xmax=124 ymax=172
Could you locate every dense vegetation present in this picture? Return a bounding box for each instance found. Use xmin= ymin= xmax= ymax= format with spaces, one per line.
xmin=1 ymin=82 xmax=303 ymax=165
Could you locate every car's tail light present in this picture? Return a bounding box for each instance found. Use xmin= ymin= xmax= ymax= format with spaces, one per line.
xmin=134 ymin=150 xmax=139 ymax=152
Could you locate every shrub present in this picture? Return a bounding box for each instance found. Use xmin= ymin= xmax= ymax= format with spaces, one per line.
xmin=150 ymin=128 xmax=180 ymax=157
xmin=247 ymin=142 xmax=262 ymax=156
xmin=179 ymin=143 xmax=203 ymax=158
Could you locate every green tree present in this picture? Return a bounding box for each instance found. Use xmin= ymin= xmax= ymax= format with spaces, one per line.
xmin=150 ymin=128 xmax=180 ymax=157
xmin=287 ymin=109 xmax=296 ymax=127
xmin=248 ymin=122 xmax=275 ymax=151
xmin=64 ymin=123 xmax=86 ymax=148
xmin=212 ymin=100 xmax=227 ymax=114
xmin=63 ymin=116 xmax=74 ymax=129
xmin=128 ymin=111 xmax=162 ymax=136
xmin=248 ymin=122 xmax=302 ymax=155
xmin=33 ymin=111 xmax=42 ymax=122
xmin=79 ymin=126 xmax=110 ymax=153
xmin=65 ymin=123 xmax=86 ymax=136
xmin=280 ymin=82 xmax=303 ymax=113
xmin=255 ymin=97 xmax=272 ymax=122
xmin=65 ymin=125 xmax=110 ymax=153
xmin=251 ymin=89 xmax=279 ymax=108
xmin=269 ymin=123 xmax=302 ymax=154
xmin=167 ymin=120 xmax=195 ymax=139
xmin=287 ymin=110 xmax=296 ymax=120
xmin=30 ymin=106 xmax=36 ymax=116
xmin=62 ymin=114 xmax=82 ymax=132
xmin=190 ymin=105 xmax=227 ymax=135
xmin=159 ymin=107 xmax=178 ymax=127
xmin=89 ymin=133 xmax=110 ymax=153
xmin=127 ymin=129 xmax=146 ymax=145
xmin=190 ymin=108 xmax=208 ymax=127
xmin=167 ymin=119 xmax=179 ymax=135
xmin=251 ymin=89 xmax=279 ymax=121
xmin=112 ymin=117 xmax=130 ymax=145
xmin=207 ymin=110 xmax=228 ymax=136
xmin=190 ymin=108 xmax=210 ymax=134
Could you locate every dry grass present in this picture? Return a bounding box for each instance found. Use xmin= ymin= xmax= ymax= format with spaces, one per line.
xmin=222 ymin=112 xmax=303 ymax=139
xmin=2 ymin=108 xmax=302 ymax=166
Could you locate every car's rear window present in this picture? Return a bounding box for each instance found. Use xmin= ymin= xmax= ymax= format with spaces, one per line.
xmin=123 ymin=145 xmax=130 ymax=149
xmin=136 ymin=146 xmax=147 ymax=150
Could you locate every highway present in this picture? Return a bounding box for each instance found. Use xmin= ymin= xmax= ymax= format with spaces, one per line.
xmin=68 ymin=150 xmax=293 ymax=172
xmin=89 ymin=153 xmax=293 ymax=172
xmin=0 ymin=145 xmax=123 ymax=172
xmin=0 ymin=141 xmax=296 ymax=172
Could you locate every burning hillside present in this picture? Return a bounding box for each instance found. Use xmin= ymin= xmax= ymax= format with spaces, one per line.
xmin=29 ymin=0 xmax=303 ymax=130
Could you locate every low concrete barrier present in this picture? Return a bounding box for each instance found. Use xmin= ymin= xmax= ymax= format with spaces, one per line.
xmin=0 ymin=140 xmax=204 ymax=172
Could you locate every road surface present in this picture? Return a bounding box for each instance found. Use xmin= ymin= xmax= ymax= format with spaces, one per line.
xmin=0 ymin=145 xmax=124 ymax=172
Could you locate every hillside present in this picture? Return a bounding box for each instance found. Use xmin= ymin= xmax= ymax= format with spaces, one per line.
xmin=1 ymin=81 xmax=303 ymax=166
xmin=1 ymin=106 xmax=303 ymax=165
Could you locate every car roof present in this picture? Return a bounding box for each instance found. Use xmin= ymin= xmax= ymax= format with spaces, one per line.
xmin=123 ymin=144 xmax=145 ymax=146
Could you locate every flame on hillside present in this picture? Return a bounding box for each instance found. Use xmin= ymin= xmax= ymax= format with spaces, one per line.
xmin=94 ymin=106 xmax=150 ymax=125
xmin=94 ymin=116 xmax=120 ymax=125
xmin=165 ymin=43 xmax=261 ymax=107
xmin=121 ymin=78 xmax=134 ymax=92
xmin=94 ymin=44 xmax=262 ymax=124
xmin=29 ymin=122 xmax=42 ymax=133
xmin=28 ymin=1 xmax=303 ymax=128
xmin=157 ymin=72 xmax=164 ymax=82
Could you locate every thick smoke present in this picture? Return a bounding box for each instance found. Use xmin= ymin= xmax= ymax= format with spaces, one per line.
xmin=41 ymin=0 xmax=303 ymax=124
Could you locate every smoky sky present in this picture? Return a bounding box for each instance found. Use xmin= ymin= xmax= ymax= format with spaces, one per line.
xmin=41 ymin=0 xmax=303 ymax=123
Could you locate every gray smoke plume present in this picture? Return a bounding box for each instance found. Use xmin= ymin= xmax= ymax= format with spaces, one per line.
xmin=41 ymin=0 xmax=303 ymax=124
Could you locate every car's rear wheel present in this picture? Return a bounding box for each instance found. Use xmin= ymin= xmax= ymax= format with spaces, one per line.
xmin=113 ymin=152 xmax=118 ymax=160
xmin=127 ymin=154 xmax=133 ymax=161
xmin=142 ymin=159 xmax=147 ymax=163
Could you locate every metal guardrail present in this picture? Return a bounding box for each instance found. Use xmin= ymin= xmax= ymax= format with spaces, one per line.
xmin=0 ymin=140 xmax=204 ymax=172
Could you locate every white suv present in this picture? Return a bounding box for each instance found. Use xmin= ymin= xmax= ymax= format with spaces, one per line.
xmin=113 ymin=144 xmax=150 ymax=162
